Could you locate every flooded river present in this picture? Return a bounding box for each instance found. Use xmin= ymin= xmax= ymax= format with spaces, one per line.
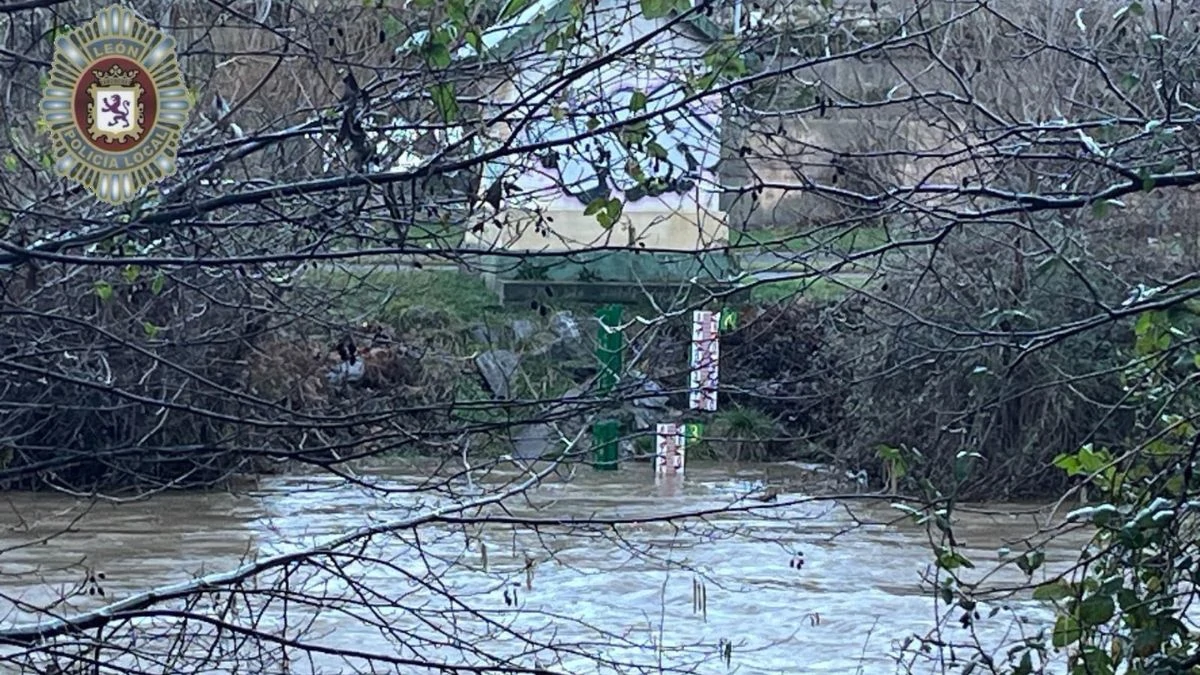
xmin=0 ymin=462 xmax=1090 ymax=674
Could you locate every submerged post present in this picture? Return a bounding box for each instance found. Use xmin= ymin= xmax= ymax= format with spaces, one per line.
xmin=592 ymin=304 xmax=624 ymax=470
xmin=655 ymin=423 xmax=685 ymax=477
xmin=592 ymin=419 xmax=620 ymax=471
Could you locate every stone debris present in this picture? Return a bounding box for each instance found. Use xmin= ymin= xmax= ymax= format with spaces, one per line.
xmin=475 ymin=349 xmax=520 ymax=399
xmin=510 ymin=423 xmax=557 ymax=460
xmin=549 ymin=310 xmax=581 ymax=340
xmin=511 ymin=318 xmax=537 ymax=342
xmin=326 ymin=359 xmax=364 ymax=384
xmin=628 ymin=370 xmax=669 ymax=408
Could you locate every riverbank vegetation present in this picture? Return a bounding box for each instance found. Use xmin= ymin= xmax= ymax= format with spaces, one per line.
xmin=260 ymin=265 xmax=855 ymax=469
xmin=251 ymin=248 xmax=1189 ymax=503
xmin=1 ymin=250 xmax=1176 ymax=500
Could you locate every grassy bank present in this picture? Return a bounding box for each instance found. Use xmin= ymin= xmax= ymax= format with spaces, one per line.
xmin=306 ymin=265 xmax=859 ymax=321
xmin=312 ymin=266 xmax=509 ymax=326
xmin=743 ymin=274 xmax=869 ymax=304
xmin=730 ymin=225 xmax=889 ymax=255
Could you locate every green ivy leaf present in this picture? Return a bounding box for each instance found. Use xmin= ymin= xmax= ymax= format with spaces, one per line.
xmin=425 ymin=42 xmax=452 ymax=69
xmin=430 ymin=82 xmax=459 ymax=122
xmin=936 ymin=547 xmax=974 ymax=570
xmin=619 ymin=121 xmax=649 ymax=146
xmin=1013 ymin=650 xmax=1034 ymax=675
xmin=142 ymin=321 xmax=159 ymax=339
xmin=1134 ymin=310 xmax=1156 ymax=337
xmin=2 ymin=154 xmax=16 ymax=172
xmin=604 ymin=197 xmax=622 ymax=222
xmin=499 ymin=0 xmax=528 ymax=21
xmin=1033 ymin=579 xmax=1075 ymax=601
xmin=446 ymin=0 xmax=470 ymax=25
xmin=1052 ymin=615 xmax=1082 ymax=648
xmin=629 ymin=90 xmax=647 ymax=112
xmin=121 ymin=265 xmax=140 ymax=283
xmin=1073 ymin=647 xmax=1115 ymax=675
xmin=1077 ymin=594 xmax=1115 ymax=626
xmin=1139 ymin=167 xmax=1156 ymax=192
xmin=591 ymin=198 xmax=622 ymax=229
xmin=1076 ymin=445 xmax=1110 ymax=474
xmin=584 ymin=196 xmax=607 ymax=216
xmin=459 ymin=29 xmax=478 ymax=52
xmin=1016 ymin=549 xmax=1045 ymax=575
xmin=94 ymin=280 xmax=113 ymax=302
xmin=150 ymin=273 xmax=165 ymax=296
xmin=1052 ymin=452 xmax=1082 ymax=476
xmin=1116 ymin=588 xmax=1140 ymax=611
xmin=639 ymin=0 xmax=671 ymax=19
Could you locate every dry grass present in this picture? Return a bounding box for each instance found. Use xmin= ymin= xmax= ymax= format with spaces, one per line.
xmin=245 ymin=322 xmax=466 ymax=412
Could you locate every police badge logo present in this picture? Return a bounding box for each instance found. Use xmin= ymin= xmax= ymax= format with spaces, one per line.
xmin=39 ymin=6 xmax=193 ymax=205
xmin=87 ymin=63 xmax=146 ymax=144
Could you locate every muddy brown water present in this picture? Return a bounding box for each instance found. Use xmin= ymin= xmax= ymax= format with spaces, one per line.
xmin=0 ymin=461 xmax=1091 ymax=674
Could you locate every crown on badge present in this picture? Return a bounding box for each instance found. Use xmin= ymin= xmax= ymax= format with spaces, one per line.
xmin=92 ymin=64 xmax=138 ymax=87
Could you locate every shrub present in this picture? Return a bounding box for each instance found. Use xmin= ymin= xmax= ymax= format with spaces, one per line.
xmin=0 ymin=264 xmax=281 ymax=492
xmin=827 ymin=223 xmax=1144 ymax=499
xmin=704 ymin=406 xmax=781 ymax=462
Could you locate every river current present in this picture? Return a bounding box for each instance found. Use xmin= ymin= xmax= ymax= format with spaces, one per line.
xmin=0 ymin=461 xmax=1090 ymax=674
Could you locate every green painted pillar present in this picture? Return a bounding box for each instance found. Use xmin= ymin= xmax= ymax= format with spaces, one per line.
xmin=593 ymin=304 xmax=624 ymax=470
xmin=595 ymin=303 xmax=624 ymax=393
xmin=592 ymin=419 xmax=620 ymax=471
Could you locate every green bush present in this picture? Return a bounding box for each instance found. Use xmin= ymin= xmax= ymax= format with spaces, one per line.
xmin=915 ymin=301 xmax=1200 ymax=674
xmin=704 ymin=406 xmax=781 ymax=462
